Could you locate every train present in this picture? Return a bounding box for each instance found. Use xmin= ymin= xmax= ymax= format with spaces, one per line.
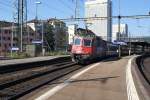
xmin=70 ymin=28 xmax=150 ymax=64
xmin=71 ymin=28 xmax=119 ymax=64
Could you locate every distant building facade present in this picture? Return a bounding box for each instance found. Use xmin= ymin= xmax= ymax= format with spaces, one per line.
xmin=68 ymin=24 xmax=78 ymax=45
xmin=48 ymin=18 xmax=68 ymax=51
xmin=0 ymin=27 xmax=12 ymax=55
xmin=27 ymin=19 xmax=44 ymax=41
xmin=0 ymin=19 xmax=68 ymax=56
xmin=0 ymin=21 xmax=35 ymax=56
xmin=85 ymin=0 xmax=112 ymax=41
xmin=112 ymin=24 xmax=128 ymax=42
xmin=27 ymin=18 xmax=68 ymax=51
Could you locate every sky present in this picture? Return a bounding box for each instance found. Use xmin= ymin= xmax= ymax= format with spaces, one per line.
xmin=0 ymin=0 xmax=150 ymax=37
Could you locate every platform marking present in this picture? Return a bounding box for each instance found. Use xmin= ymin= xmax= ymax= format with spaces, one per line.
xmin=35 ymin=63 xmax=100 ymax=100
xmin=126 ymin=57 xmax=140 ymax=100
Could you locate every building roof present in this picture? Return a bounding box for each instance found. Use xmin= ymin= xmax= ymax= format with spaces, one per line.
xmin=0 ymin=21 xmax=17 ymax=27
xmin=47 ymin=18 xmax=65 ymax=24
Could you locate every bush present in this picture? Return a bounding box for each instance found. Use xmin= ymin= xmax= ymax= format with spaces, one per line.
xmin=47 ymin=51 xmax=69 ymax=56
xmin=7 ymin=52 xmax=31 ymax=59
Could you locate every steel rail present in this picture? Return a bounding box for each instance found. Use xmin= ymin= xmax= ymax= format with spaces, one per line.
xmin=0 ymin=60 xmax=83 ymax=100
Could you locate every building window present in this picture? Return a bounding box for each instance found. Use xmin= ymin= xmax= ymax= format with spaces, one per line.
xmin=8 ymin=30 xmax=11 ymax=34
xmin=13 ymin=44 xmax=16 ymax=47
xmin=5 ymin=30 xmax=8 ymax=34
xmin=31 ymin=33 xmax=34 ymax=36
xmin=4 ymin=44 xmax=7 ymax=48
xmin=3 ymin=37 xmax=6 ymax=40
xmin=8 ymin=37 xmax=11 ymax=40
xmin=9 ymin=44 xmax=11 ymax=47
xmin=30 ymin=39 xmax=33 ymax=42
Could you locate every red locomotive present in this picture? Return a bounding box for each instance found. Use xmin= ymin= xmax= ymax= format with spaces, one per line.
xmin=71 ymin=28 xmax=118 ymax=64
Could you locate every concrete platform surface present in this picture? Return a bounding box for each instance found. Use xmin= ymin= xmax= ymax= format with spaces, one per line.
xmin=35 ymin=56 xmax=131 ymax=100
xmin=0 ymin=55 xmax=68 ymax=66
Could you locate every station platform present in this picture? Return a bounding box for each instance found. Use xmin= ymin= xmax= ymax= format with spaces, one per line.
xmin=33 ymin=56 xmax=132 ymax=100
xmin=0 ymin=55 xmax=69 ymax=66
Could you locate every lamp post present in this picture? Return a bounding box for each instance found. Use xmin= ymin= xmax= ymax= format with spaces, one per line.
xmin=118 ymin=0 xmax=121 ymax=58
xmin=11 ymin=22 xmax=14 ymax=57
xmin=129 ymin=32 xmax=131 ymax=56
xmin=34 ymin=1 xmax=41 ymax=41
xmin=35 ymin=1 xmax=44 ymax=56
xmin=41 ymin=20 xmax=45 ymax=56
xmin=35 ymin=1 xmax=41 ymax=20
xmin=0 ymin=24 xmax=2 ymax=56
xmin=118 ymin=15 xmax=121 ymax=58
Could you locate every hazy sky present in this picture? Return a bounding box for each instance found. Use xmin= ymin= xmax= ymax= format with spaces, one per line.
xmin=0 ymin=0 xmax=150 ymax=36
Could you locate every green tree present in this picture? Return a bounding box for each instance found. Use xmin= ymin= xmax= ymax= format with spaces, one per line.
xmin=44 ymin=24 xmax=55 ymax=51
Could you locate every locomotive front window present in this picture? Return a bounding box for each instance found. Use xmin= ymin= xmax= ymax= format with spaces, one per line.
xmin=83 ymin=39 xmax=92 ymax=47
xmin=74 ymin=38 xmax=81 ymax=45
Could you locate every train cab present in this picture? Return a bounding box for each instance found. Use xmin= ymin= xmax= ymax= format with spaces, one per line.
xmin=71 ymin=36 xmax=93 ymax=63
xmin=72 ymin=36 xmax=93 ymax=54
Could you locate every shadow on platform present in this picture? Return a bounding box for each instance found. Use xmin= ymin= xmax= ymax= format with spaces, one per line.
xmin=101 ymin=57 xmax=121 ymax=62
xmin=48 ymin=76 xmax=120 ymax=85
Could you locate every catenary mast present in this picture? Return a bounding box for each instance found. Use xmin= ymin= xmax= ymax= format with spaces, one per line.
xmin=13 ymin=0 xmax=27 ymax=52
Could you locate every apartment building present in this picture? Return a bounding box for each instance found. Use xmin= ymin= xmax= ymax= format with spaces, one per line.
xmin=0 ymin=21 xmax=35 ymax=56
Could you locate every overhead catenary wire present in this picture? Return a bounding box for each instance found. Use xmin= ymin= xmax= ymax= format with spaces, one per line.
xmin=0 ymin=2 xmax=13 ymax=16
xmin=59 ymin=14 xmax=150 ymax=22
xmin=0 ymin=1 xmax=34 ymax=21
xmin=0 ymin=1 xmax=13 ymax=12
xmin=58 ymin=0 xmax=75 ymax=12
xmin=55 ymin=0 xmax=75 ymax=16
xmin=0 ymin=1 xmax=12 ymax=7
xmin=42 ymin=2 xmax=73 ymax=17
xmin=1 ymin=1 xmax=150 ymax=23
xmin=26 ymin=0 xmax=37 ymax=17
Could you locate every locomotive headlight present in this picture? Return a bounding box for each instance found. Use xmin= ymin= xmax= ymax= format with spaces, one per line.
xmin=82 ymin=54 xmax=90 ymax=59
xmin=77 ymin=50 xmax=82 ymax=53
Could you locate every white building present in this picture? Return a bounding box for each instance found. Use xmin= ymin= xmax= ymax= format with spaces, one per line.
xmin=68 ymin=24 xmax=78 ymax=45
xmin=85 ymin=0 xmax=112 ymax=41
xmin=112 ymin=24 xmax=128 ymax=42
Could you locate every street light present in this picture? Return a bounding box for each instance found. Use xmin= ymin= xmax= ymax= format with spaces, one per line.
xmin=0 ymin=25 xmax=2 ymax=56
xmin=11 ymin=22 xmax=14 ymax=57
xmin=35 ymin=1 xmax=41 ymax=20
xmin=118 ymin=0 xmax=121 ymax=58
xmin=41 ymin=20 xmax=45 ymax=56
xmin=34 ymin=1 xmax=41 ymax=40
xmin=129 ymin=32 xmax=131 ymax=56
xmin=35 ymin=1 xmax=44 ymax=56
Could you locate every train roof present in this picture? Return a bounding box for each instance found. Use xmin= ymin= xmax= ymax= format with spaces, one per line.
xmin=75 ymin=28 xmax=96 ymax=37
xmin=74 ymin=34 xmax=104 ymax=40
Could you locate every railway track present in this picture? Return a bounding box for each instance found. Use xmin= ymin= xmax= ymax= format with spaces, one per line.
xmin=136 ymin=55 xmax=150 ymax=85
xmin=135 ymin=55 xmax=150 ymax=100
xmin=0 ymin=57 xmax=84 ymax=100
xmin=142 ymin=57 xmax=150 ymax=83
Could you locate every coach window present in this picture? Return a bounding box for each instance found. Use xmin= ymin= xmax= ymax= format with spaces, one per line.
xmin=92 ymin=39 xmax=97 ymax=46
xmin=84 ymin=39 xmax=91 ymax=47
xmin=74 ymin=38 xmax=81 ymax=45
xmin=96 ymin=38 xmax=101 ymax=46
